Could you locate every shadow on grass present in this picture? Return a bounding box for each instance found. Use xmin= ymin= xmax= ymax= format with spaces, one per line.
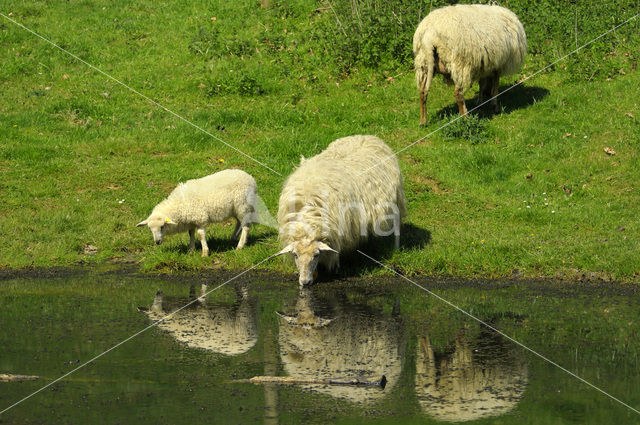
xmin=170 ymin=229 xmax=277 ymax=255
xmin=433 ymin=84 xmax=550 ymax=121
xmin=314 ymin=223 xmax=431 ymax=282
xmin=495 ymin=84 xmax=550 ymax=115
xmin=401 ymin=222 xmax=432 ymax=250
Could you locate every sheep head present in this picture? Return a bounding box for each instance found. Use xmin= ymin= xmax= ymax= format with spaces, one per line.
xmin=277 ymin=239 xmax=337 ymax=286
xmin=136 ymin=216 xmax=176 ymax=245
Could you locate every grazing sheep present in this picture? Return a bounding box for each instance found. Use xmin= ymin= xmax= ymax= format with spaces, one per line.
xmin=277 ymin=135 xmax=406 ymax=286
xmin=137 ymin=169 xmax=257 ymax=256
xmin=413 ymin=4 xmax=527 ymax=125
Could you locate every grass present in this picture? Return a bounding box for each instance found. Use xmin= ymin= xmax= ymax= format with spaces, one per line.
xmin=0 ymin=0 xmax=639 ymax=281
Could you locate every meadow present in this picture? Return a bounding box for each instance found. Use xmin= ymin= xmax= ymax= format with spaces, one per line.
xmin=1 ymin=0 xmax=639 ymax=281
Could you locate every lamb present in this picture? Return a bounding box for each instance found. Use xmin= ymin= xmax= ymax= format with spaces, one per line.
xmin=141 ymin=284 xmax=258 ymax=356
xmin=276 ymin=135 xmax=406 ymax=286
xmin=413 ymin=4 xmax=527 ymax=125
xmin=136 ymin=169 xmax=257 ymax=256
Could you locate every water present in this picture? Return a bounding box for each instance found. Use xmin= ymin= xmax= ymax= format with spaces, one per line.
xmin=0 ymin=267 xmax=638 ymax=424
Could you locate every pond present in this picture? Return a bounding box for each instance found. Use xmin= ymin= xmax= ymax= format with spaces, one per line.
xmin=0 ymin=267 xmax=639 ymax=424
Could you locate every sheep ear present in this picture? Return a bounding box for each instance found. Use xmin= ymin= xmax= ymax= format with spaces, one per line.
xmin=136 ymin=220 xmax=148 ymax=228
xmin=164 ymin=218 xmax=176 ymax=224
xmin=275 ymin=244 xmax=295 ymax=256
xmin=275 ymin=311 xmax=297 ymax=324
xmin=317 ymin=242 xmax=338 ymax=254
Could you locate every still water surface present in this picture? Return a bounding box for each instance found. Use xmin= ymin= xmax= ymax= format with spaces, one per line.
xmin=0 ymin=268 xmax=638 ymax=424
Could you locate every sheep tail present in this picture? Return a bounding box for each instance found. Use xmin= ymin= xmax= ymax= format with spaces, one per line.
xmin=414 ymin=35 xmax=435 ymax=102
xmin=421 ymin=44 xmax=435 ymax=96
xmin=423 ymin=57 xmax=434 ymax=96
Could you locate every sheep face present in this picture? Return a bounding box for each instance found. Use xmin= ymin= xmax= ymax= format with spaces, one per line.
xmin=277 ymin=239 xmax=337 ymax=286
xmin=136 ymin=216 xmax=176 ymax=245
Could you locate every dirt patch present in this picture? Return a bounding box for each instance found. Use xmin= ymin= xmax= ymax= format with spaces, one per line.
xmin=408 ymin=174 xmax=450 ymax=194
xmin=0 ymin=266 xmax=90 ymax=282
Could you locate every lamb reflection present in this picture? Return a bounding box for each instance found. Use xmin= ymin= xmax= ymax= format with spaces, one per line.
xmin=142 ymin=283 xmax=257 ymax=355
xmin=415 ymin=328 xmax=528 ymax=422
xmin=277 ymin=288 xmax=404 ymax=404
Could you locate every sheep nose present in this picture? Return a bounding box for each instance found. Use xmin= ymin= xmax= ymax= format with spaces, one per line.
xmin=155 ymin=240 xmax=162 ymax=245
xmin=299 ymin=277 xmax=313 ymax=287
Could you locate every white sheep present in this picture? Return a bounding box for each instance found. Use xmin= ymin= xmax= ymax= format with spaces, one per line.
xmin=278 ymin=289 xmax=404 ymax=403
xmin=413 ymin=4 xmax=527 ymax=125
xmin=142 ymin=285 xmax=258 ymax=356
xmin=415 ymin=331 xmax=528 ymax=421
xmin=276 ymin=135 xmax=406 ymax=286
xmin=136 ymin=169 xmax=257 ymax=256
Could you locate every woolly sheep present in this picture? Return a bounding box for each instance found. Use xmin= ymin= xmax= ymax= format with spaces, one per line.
xmin=278 ymin=289 xmax=404 ymax=403
xmin=276 ymin=135 xmax=406 ymax=286
xmin=136 ymin=169 xmax=257 ymax=256
xmin=415 ymin=330 xmax=528 ymax=421
xmin=142 ymin=284 xmax=257 ymax=356
xmin=413 ymin=4 xmax=527 ymax=125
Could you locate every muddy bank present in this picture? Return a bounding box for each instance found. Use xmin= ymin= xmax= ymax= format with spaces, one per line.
xmin=1 ymin=263 xmax=638 ymax=298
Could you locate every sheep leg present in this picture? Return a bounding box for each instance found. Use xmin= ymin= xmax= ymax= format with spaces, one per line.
xmin=490 ymin=73 xmax=500 ymax=113
xmin=419 ymin=85 xmax=427 ymax=126
xmin=231 ymin=219 xmax=241 ymax=241
xmin=478 ymin=78 xmax=486 ymax=105
xmin=198 ymin=284 xmax=207 ymax=303
xmin=188 ymin=227 xmax=196 ymax=252
xmin=236 ymin=224 xmax=251 ymax=250
xmin=478 ymin=77 xmax=492 ymax=106
xmin=419 ymin=68 xmax=432 ymax=126
xmin=454 ymin=86 xmax=467 ymax=116
xmin=394 ymin=211 xmax=401 ymax=249
xmin=197 ymin=227 xmax=209 ymax=257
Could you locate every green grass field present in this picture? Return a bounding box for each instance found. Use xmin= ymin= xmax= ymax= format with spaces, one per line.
xmin=1 ymin=0 xmax=639 ymax=281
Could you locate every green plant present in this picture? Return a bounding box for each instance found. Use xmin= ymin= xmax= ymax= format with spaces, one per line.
xmin=206 ymin=72 xmax=266 ymax=96
xmin=189 ymin=26 xmax=220 ymax=58
xmin=441 ymin=113 xmax=489 ymax=144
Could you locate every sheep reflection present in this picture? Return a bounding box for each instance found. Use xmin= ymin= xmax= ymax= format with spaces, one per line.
xmin=415 ymin=328 xmax=528 ymax=422
xmin=142 ymin=283 xmax=257 ymax=355
xmin=277 ymin=288 xmax=404 ymax=404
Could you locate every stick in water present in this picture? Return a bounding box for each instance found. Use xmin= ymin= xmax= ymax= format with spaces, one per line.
xmin=0 ymin=374 xmax=40 ymax=382
xmin=227 ymin=375 xmax=387 ymax=389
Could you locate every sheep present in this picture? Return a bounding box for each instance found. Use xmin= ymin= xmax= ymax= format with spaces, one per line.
xmin=413 ymin=4 xmax=527 ymax=125
xmin=276 ymin=135 xmax=406 ymax=286
xmin=141 ymin=284 xmax=257 ymax=355
xmin=415 ymin=329 xmax=528 ymax=421
xmin=278 ymin=288 xmax=404 ymax=403
xmin=136 ymin=169 xmax=257 ymax=256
